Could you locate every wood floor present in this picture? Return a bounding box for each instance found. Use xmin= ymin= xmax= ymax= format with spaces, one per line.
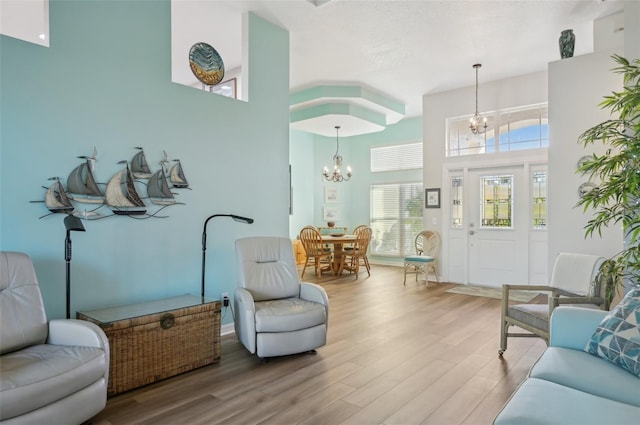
xmin=93 ymin=265 xmax=546 ymax=425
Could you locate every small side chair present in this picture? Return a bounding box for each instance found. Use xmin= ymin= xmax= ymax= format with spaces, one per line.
xmin=403 ymin=230 xmax=440 ymax=285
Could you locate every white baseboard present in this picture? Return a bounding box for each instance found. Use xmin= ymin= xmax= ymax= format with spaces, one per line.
xmin=221 ymin=322 xmax=235 ymax=336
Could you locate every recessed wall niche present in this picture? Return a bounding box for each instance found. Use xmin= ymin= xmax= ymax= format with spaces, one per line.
xmin=0 ymin=0 xmax=49 ymax=47
xmin=171 ymin=0 xmax=247 ymax=101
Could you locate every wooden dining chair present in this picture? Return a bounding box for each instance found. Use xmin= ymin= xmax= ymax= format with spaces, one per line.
xmin=344 ymin=225 xmax=371 ymax=274
xmin=299 ymin=226 xmax=333 ymax=278
xmin=338 ymin=227 xmax=372 ymax=278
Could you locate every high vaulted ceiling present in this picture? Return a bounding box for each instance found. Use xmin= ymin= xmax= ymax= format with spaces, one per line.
xmin=209 ymin=0 xmax=624 ymax=122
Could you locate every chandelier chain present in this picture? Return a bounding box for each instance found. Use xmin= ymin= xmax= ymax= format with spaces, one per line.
xmin=322 ymin=125 xmax=352 ymax=182
xmin=470 ymin=63 xmax=488 ymax=135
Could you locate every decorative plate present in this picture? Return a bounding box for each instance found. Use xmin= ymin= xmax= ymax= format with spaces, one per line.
xmin=578 ymin=182 xmax=596 ymax=198
xmin=576 ymin=155 xmax=592 ymax=171
xmin=189 ymin=42 xmax=225 ymax=86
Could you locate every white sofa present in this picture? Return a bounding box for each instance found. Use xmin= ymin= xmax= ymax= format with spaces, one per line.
xmin=493 ymin=306 xmax=640 ymax=424
xmin=0 ymin=252 xmax=110 ymax=424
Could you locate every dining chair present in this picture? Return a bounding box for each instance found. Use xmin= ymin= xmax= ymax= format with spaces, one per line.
xmin=299 ymin=225 xmax=334 ymax=278
xmin=499 ymin=252 xmax=605 ymax=356
xmin=403 ymin=230 xmax=440 ymax=285
xmin=338 ymin=227 xmax=372 ymax=278
xmin=344 ymin=225 xmax=371 ymax=274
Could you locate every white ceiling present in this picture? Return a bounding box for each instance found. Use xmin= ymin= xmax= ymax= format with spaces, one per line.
xmin=184 ymin=0 xmax=624 ymax=120
xmin=4 ymin=0 xmax=626 ymax=125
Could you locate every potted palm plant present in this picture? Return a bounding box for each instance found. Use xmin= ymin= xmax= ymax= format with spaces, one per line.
xmin=577 ymin=55 xmax=640 ymax=307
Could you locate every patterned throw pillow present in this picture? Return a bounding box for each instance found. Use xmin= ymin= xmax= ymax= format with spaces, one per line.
xmin=585 ymin=288 xmax=640 ymax=377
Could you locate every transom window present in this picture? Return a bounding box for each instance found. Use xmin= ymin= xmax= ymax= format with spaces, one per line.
xmin=447 ymin=103 xmax=548 ymax=157
xmin=481 ymin=175 xmax=513 ymax=228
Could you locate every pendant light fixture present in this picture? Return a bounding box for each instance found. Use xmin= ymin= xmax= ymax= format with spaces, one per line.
xmin=322 ymin=126 xmax=352 ymax=182
xmin=469 ymin=63 xmax=488 ymax=135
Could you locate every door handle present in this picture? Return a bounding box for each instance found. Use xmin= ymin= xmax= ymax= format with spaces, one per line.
xmin=469 ymin=230 xmax=475 ymax=235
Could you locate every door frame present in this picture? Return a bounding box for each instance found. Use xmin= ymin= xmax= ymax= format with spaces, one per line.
xmin=440 ymin=151 xmax=548 ymax=285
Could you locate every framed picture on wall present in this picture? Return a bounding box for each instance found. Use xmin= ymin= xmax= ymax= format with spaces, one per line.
xmin=324 ymin=186 xmax=338 ymax=203
xmin=323 ymin=206 xmax=341 ymax=221
xmin=425 ymin=188 xmax=441 ymax=209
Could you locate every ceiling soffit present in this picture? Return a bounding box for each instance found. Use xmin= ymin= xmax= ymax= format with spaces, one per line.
xmin=290 ymin=84 xmax=406 ymax=136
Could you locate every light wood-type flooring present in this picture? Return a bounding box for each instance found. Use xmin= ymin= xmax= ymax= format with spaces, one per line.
xmin=93 ymin=264 xmax=546 ymax=425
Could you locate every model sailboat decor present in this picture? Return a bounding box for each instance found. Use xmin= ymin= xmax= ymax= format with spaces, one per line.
xmin=33 ymin=147 xmax=189 ymax=219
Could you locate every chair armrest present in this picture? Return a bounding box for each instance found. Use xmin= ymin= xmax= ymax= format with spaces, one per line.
xmin=549 ymin=306 xmax=608 ymax=350
xmin=551 ymin=296 xmax=606 ymax=308
xmin=300 ymin=282 xmax=329 ymax=306
xmin=503 ymin=284 xmax=555 ymax=293
xmin=234 ymin=288 xmax=257 ymax=354
xmin=48 ymin=319 xmax=110 ymax=382
xmin=300 ymin=282 xmax=329 ymax=319
xmin=48 ymin=319 xmax=109 ymax=350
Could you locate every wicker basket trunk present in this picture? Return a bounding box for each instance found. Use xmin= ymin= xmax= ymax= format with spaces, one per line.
xmin=78 ymin=295 xmax=221 ymax=396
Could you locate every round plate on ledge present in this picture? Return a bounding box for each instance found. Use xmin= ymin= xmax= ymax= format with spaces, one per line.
xmin=189 ymin=42 xmax=225 ymax=86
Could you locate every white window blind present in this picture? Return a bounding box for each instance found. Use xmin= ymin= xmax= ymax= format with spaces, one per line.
xmin=370 ymin=183 xmax=423 ymax=256
xmin=370 ymin=142 xmax=423 ymax=172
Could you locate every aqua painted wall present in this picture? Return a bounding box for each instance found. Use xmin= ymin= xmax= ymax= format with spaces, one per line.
xmin=0 ymin=0 xmax=290 ymax=322
xmin=289 ymin=117 xmax=422 ymax=264
xmin=289 ymin=129 xmax=315 ymax=239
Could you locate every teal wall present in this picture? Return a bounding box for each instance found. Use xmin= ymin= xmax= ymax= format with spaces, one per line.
xmin=0 ymin=0 xmax=290 ymax=322
xmin=289 ymin=129 xmax=315 ymax=239
xmin=290 ymin=116 xmax=422 ymax=264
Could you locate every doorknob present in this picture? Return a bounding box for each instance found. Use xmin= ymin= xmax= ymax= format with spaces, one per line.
xmin=469 ymin=230 xmax=475 ymax=235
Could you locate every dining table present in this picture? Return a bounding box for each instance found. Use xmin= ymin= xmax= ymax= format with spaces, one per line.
xmin=321 ymin=234 xmax=356 ymax=275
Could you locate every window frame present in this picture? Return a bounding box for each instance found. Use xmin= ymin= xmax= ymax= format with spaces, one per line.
xmin=446 ymin=103 xmax=548 ymax=158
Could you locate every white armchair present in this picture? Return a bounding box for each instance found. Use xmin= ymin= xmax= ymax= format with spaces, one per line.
xmin=234 ymin=237 xmax=329 ymax=359
xmin=499 ymin=252 xmax=605 ymax=356
xmin=0 ymin=251 xmax=109 ymax=424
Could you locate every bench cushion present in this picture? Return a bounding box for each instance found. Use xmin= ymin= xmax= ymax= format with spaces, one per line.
xmin=404 ymin=255 xmax=434 ymax=263
xmin=494 ymin=378 xmax=640 ymax=425
xmin=530 ymin=346 xmax=640 ymax=408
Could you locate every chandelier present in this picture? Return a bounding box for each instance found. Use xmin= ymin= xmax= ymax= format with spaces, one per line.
xmin=322 ymin=126 xmax=352 ymax=182
xmin=469 ymin=63 xmax=488 ymax=135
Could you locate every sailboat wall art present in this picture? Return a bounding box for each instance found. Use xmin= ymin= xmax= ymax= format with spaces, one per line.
xmin=44 ymin=177 xmax=75 ymax=214
xmin=66 ymin=148 xmax=104 ymax=204
xmin=32 ymin=147 xmax=189 ymax=220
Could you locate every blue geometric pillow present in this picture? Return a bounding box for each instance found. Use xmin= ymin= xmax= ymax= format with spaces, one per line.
xmin=585 ymin=288 xmax=640 ymax=377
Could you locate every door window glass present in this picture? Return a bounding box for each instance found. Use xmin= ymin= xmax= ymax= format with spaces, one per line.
xmin=480 ymin=175 xmax=513 ymax=228
xmin=532 ymin=170 xmax=547 ymax=229
xmin=451 ymin=177 xmax=463 ymax=228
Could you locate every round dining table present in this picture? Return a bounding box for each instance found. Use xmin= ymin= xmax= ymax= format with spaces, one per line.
xmin=321 ymin=234 xmax=356 ymax=274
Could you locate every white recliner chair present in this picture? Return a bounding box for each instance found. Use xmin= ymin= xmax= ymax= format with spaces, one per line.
xmin=0 ymin=251 xmax=109 ymax=424
xmin=234 ymin=237 xmax=329 ymax=359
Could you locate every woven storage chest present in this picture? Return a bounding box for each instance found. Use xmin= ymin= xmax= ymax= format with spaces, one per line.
xmin=77 ymin=294 xmax=220 ymax=396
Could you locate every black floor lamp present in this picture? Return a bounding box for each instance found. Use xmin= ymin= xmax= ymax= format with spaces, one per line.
xmin=201 ymin=214 xmax=254 ymax=298
xmin=64 ymin=215 xmax=85 ymax=319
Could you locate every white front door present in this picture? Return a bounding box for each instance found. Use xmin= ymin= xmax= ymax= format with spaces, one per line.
xmin=467 ymin=166 xmax=528 ymax=286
